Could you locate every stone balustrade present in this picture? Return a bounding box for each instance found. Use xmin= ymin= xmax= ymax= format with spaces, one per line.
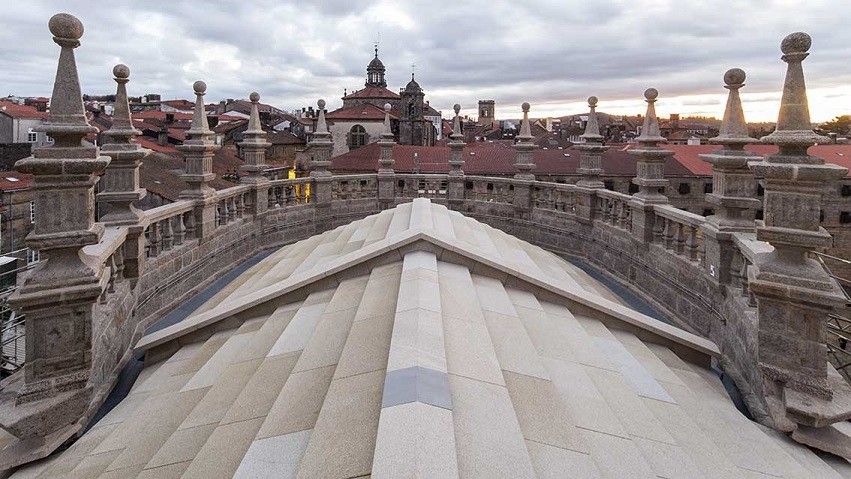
xmin=653 ymin=204 xmax=706 ymax=263
xmin=267 ymin=177 xmax=313 ymax=208
xmin=595 ymin=189 xmax=633 ymax=231
xmin=394 ymin=173 xmax=449 ymax=200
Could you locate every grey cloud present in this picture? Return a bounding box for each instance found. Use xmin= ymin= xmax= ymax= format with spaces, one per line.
xmin=2 ymin=0 xmax=849 ymax=120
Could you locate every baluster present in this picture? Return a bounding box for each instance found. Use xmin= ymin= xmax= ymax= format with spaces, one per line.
xmin=218 ymin=200 xmax=227 ymax=225
xmin=114 ymin=243 xmax=124 ymax=281
xmin=148 ymin=221 xmax=160 ymax=257
xmin=184 ymin=211 xmax=196 ymax=239
xmin=664 ymin=218 xmax=675 ymax=250
xmin=673 ymin=221 xmax=686 ymax=254
xmin=686 ymin=225 xmax=699 ymax=261
xmin=236 ymin=193 xmax=245 ymax=218
xmin=173 ymin=213 xmax=185 ymax=246
xmin=286 ymin=185 xmax=294 ymax=205
xmin=653 ymin=215 xmax=664 ymax=243
xmin=160 ymin=217 xmax=173 ymax=251
xmin=107 ymin=254 xmax=117 ymax=294
xmin=227 ymin=196 xmax=236 ymax=222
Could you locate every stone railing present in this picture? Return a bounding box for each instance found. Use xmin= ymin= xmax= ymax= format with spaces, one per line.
xmin=267 ymin=177 xmax=312 ymax=209
xmin=652 ymin=204 xmax=705 ymax=263
xmin=465 ymin=175 xmax=516 ymax=204
xmin=394 ymin=173 xmax=448 ymax=200
xmin=141 ymin=200 xmax=195 ymax=258
xmin=595 ymin=189 xmax=633 ymax=231
xmin=7 ymin=168 xmax=846 ymax=447
xmin=331 ymin=174 xmax=379 ymax=200
xmin=215 ymin=185 xmax=251 ymax=227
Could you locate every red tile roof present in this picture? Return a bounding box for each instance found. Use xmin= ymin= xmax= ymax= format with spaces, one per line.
xmin=342 ymin=86 xmax=400 ymax=100
xmin=0 ymin=171 xmax=33 ymax=191
xmin=332 ymin=142 xmax=851 ymax=178
xmin=326 ymin=103 xmax=398 ymax=121
xmin=0 ymin=101 xmax=47 ymax=120
xmin=667 ymin=144 xmax=851 ymax=176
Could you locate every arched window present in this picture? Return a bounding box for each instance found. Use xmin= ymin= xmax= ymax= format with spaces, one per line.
xmin=349 ymin=125 xmax=367 ymax=150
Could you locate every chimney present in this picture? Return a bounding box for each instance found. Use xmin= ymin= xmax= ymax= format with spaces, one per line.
xmin=165 ymin=112 xmax=175 ymax=124
xmin=218 ymin=100 xmax=226 ymax=115
xmin=828 ymin=132 xmax=838 ymax=144
xmin=207 ymin=115 xmax=219 ymax=129
xmin=670 ymin=113 xmax=680 ymax=129
xmin=158 ymin=125 xmax=168 ymax=146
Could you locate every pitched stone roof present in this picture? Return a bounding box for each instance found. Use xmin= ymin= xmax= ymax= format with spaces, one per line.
xmin=13 ymin=199 xmax=849 ymax=478
xmin=342 ymin=86 xmax=401 ymax=101
xmin=326 ymin=103 xmax=399 ymax=122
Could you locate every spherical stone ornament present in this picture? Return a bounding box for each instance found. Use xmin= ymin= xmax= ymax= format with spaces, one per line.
xmin=453 ymin=104 xmax=461 ymax=115
xmin=521 ymin=102 xmax=530 ymax=113
xmin=249 ymin=91 xmax=260 ymax=102
xmin=193 ymin=80 xmax=207 ymax=95
xmin=723 ymin=68 xmax=746 ymax=86
xmin=588 ymin=96 xmax=598 ymax=107
xmin=317 ymin=99 xmax=326 ymax=109
xmin=781 ymin=32 xmax=811 ymax=55
xmin=644 ymin=88 xmax=658 ymax=101
xmin=49 ymin=13 xmax=84 ymax=40
xmin=384 ymin=102 xmax=392 ymax=112
xmin=113 ymin=64 xmax=130 ymax=80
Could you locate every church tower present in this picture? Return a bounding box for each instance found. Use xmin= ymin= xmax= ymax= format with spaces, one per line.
xmin=366 ymin=46 xmax=386 ymax=87
xmin=478 ymin=99 xmax=496 ymax=128
xmin=399 ymin=73 xmax=426 ymax=145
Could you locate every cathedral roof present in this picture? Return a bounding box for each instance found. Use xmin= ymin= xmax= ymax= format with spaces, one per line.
xmin=326 ymin=103 xmax=399 ymax=121
xmin=342 ymin=86 xmax=401 ymax=101
xmin=368 ymin=55 xmax=385 ymax=71
xmin=17 ymin=199 xmax=849 ymax=478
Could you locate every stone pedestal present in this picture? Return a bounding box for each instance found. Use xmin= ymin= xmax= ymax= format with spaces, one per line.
xmin=309 ymin=99 xmax=334 ymax=233
xmin=98 ymin=64 xmax=147 ymax=226
xmin=447 ymin=104 xmax=466 ymax=212
xmin=628 ymin=89 xmax=672 ymax=243
xmin=377 ymin=103 xmax=396 ymax=210
xmin=700 ymin=68 xmax=762 ymax=283
xmin=239 ymin=92 xmax=271 ymax=217
xmin=178 ymin=81 xmax=219 ymax=240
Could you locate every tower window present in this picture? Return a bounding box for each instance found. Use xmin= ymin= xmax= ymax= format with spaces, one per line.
xmin=349 ymin=125 xmax=367 ymax=150
xmin=27 ymin=129 xmax=37 ymax=143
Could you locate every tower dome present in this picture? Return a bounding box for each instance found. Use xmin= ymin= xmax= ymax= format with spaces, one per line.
xmin=366 ymin=46 xmax=386 ymax=87
xmin=404 ymin=73 xmax=422 ymax=92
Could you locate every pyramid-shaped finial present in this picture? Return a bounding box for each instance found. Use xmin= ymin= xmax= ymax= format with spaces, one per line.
xmin=761 ymin=32 xmax=827 ymax=148
xmin=451 ymin=104 xmax=463 ymax=139
xmin=580 ymin=96 xmax=603 ymax=142
xmin=636 ymin=88 xmax=664 ymax=144
xmin=246 ymin=91 xmax=263 ymax=134
xmin=712 ymin=68 xmax=754 ymax=144
xmin=103 ymin=64 xmax=140 ymax=141
xmin=39 ymin=13 xmax=97 ymax=144
xmin=518 ymin=102 xmax=532 ymax=141
xmin=313 ymin=98 xmax=331 ymax=140
xmin=382 ymin=102 xmax=394 ymax=139
xmin=188 ymin=80 xmax=211 ymax=135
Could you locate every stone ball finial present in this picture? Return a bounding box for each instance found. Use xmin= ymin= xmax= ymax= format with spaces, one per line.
xmin=249 ymin=91 xmax=260 ymax=103
xmin=49 ymin=13 xmax=84 ymax=40
xmin=193 ymin=80 xmax=207 ymax=95
xmin=644 ymin=88 xmax=658 ymax=101
xmin=317 ymin=99 xmax=326 ymax=110
xmin=454 ymin=104 xmax=461 ymax=115
xmin=588 ymin=96 xmax=598 ymax=107
xmin=384 ymin=102 xmax=392 ymax=112
xmin=113 ymin=64 xmax=130 ymax=80
xmin=521 ymin=102 xmax=530 ymax=113
xmin=723 ymin=68 xmax=746 ymax=86
xmin=781 ymin=32 xmax=811 ymax=55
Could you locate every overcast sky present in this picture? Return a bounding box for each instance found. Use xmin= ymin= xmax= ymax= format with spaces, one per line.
xmin=3 ymin=1 xmax=850 ymax=122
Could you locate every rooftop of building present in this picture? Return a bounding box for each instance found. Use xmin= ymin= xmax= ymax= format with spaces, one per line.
xmin=0 ymin=101 xmax=48 ymax=120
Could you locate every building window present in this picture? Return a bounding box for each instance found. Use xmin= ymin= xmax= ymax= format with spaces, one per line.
xmin=841 ymin=212 xmax=851 ymax=224
xmin=757 ymin=184 xmax=764 ymax=196
xmin=628 ymin=183 xmax=639 ymax=194
xmin=349 ymin=125 xmax=366 ymax=150
xmin=704 ymin=182 xmax=713 ymax=194
xmin=678 ymin=182 xmax=691 ymax=195
xmin=30 ymin=201 xmax=35 ymax=224
xmin=842 ymin=185 xmax=851 ymax=197
xmin=27 ymin=129 xmax=37 ymax=143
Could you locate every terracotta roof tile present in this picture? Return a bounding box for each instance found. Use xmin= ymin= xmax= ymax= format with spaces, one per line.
xmin=0 ymin=101 xmax=47 ymax=120
xmin=326 ymin=103 xmax=398 ymax=121
xmin=342 ymin=86 xmax=401 ymax=100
